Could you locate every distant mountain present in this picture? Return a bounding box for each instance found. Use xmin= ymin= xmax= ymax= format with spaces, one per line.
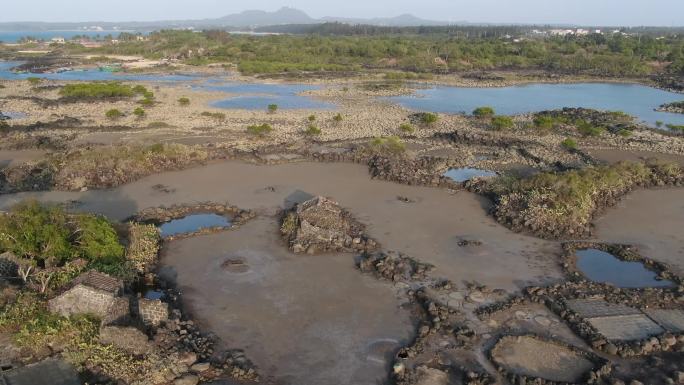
xmin=321 ymin=14 xmax=449 ymax=27
xmin=216 ymin=7 xmax=315 ymax=27
xmin=0 ymin=7 xmax=451 ymax=31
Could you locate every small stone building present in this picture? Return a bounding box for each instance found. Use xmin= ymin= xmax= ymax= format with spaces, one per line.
xmin=134 ymin=297 xmax=169 ymax=327
xmin=48 ymin=270 xmax=123 ymax=318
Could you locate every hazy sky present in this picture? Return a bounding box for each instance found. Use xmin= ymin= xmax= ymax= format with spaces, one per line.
xmin=2 ymin=0 xmax=683 ymax=26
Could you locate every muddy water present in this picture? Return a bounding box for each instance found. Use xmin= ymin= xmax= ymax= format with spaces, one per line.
xmin=160 ymin=217 xmax=412 ymax=385
xmin=594 ymin=188 xmax=684 ymax=276
xmin=0 ymin=161 xmax=562 ymax=291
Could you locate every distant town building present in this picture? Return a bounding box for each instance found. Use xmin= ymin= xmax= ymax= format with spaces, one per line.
xmin=50 ymin=37 xmax=65 ymax=44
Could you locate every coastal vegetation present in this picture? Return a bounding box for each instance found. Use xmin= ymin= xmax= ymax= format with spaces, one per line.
xmin=247 ymin=123 xmax=273 ymax=136
xmin=178 ymin=96 xmax=190 ymax=106
xmin=105 ymin=108 xmax=123 ymax=120
xmin=66 ymin=29 xmax=684 ymax=78
xmin=59 ymin=82 xmax=148 ymax=100
xmin=489 ymin=160 xmax=683 ymax=238
xmin=369 ymin=136 xmax=407 ymax=154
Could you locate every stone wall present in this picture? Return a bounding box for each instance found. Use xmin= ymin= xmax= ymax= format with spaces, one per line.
xmin=136 ymin=298 xmax=169 ymax=327
xmin=48 ymin=285 xmax=117 ymax=318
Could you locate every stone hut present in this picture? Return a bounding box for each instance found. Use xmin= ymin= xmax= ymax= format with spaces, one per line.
xmin=48 ymin=270 xmax=124 ymax=318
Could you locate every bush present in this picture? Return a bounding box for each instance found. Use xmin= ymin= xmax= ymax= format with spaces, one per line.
xmin=370 ymin=136 xmax=406 ymax=154
xmin=247 ymin=123 xmax=273 ymax=136
xmin=332 ymin=113 xmax=343 ymax=122
xmin=268 ymin=104 xmax=278 ymax=113
xmin=307 ymin=115 xmax=316 ymax=122
xmin=418 ymin=112 xmax=438 ymax=125
xmin=201 ymin=111 xmax=226 ymax=121
xmin=133 ymin=107 xmax=146 ymax=118
xmin=617 ymin=129 xmax=632 ymax=137
xmin=304 ymin=124 xmax=321 ymax=136
xmin=561 ymin=137 xmax=578 ymax=150
xmin=533 ymin=115 xmax=556 ymax=130
xmin=105 ymin=109 xmax=124 ymax=120
xmin=26 ymin=77 xmax=43 ymax=86
xmin=655 ymin=121 xmax=664 ymax=128
xmin=60 ymin=82 xmax=140 ymax=99
xmin=491 ymin=115 xmax=514 ymax=130
xmin=399 ymin=123 xmax=415 ymax=133
xmin=0 ymin=201 xmax=124 ymax=266
xmin=146 ymin=121 xmax=171 ymax=129
xmin=178 ymin=97 xmax=190 ymax=106
xmin=473 ymin=106 xmax=495 ymax=117
xmin=576 ymin=120 xmax=605 ymax=137
xmin=138 ymin=97 xmax=154 ymax=106
xmin=666 ymin=124 xmax=684 ymax=132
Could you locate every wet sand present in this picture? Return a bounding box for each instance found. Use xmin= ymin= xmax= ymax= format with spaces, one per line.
xmin=594 ymin=188 xmax=684 ymax=275
xmin=0 ymin=160 xmax=562 ymax=291
xmin=588 ymin=148 xmax=684 ymax=166
xmin=0 ymin=149 xmax=46 ymax=168
xmin=161 ymin=217 xmax=413 ymax=385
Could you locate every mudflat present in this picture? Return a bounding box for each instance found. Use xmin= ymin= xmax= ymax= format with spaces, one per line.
xmin=0 ymin=160 xmax=563 ymax=291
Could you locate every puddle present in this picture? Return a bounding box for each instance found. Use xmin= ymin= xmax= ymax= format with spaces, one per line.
xmin=444 ymin=168 xmax=497 ymax=182
xmin=0 ymin=111 xmax=28 ymax=119
xmin=205 ymin=83 xmax=334 ymax=110
xmin=144 ymin=290 xmax=164 ymax=300
xmin=575 ymin=248 xmax=674 ymax=288
xmin=158 ymin=213 xmax=231 ymax=237
xmin=365 ymin=339 xmax=401 ymax=364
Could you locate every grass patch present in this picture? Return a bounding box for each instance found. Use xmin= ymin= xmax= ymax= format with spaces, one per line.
xmin=561 ymin=137 xmax=578 ymax=150
xmin=491 ymin=115 xmax=514 ymax=130
xmin=246 ymin=123 xmax=273 ymax=137
xmin=399 ymin=123 xmax=415 ymax=134
xmin=105 ymin=109 xmax=124 ymax=120
xmin=304 ymin=124 xmax=321 ymax=136
xmin=54 ymin=143 xmax=208 ymax=190
xmin=60 ymin=82 xmax=146 ymax=100
xmin=473 ymin=106 xmax=495 ymax=118
xmin=133 ymin=107 xmax=145 ymax=118
xmin=490 ymin=160 xmax=683 ymax=238
xmin=200 ymin=111 xmax=226 ymax=121
xmin=416 ymin=112 xmax=438 ymax=125
xmin=369 ymin=136 xmax=406 ymax=155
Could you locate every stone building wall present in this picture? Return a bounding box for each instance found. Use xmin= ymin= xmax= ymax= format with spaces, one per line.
xmin=48 ymin=285 xmax=117 ymax=318
xmin=136 ymin=298 xmax=169 ymax=326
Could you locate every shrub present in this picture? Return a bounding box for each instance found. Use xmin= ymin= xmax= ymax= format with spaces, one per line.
xmin=666 ymin=124 xmax=684 ymax=132
xmin=268 ymin=104 xmax=278 ymax=113
xmin=418 ymin=112 xmax=438 ymax=125
xmin=138 ymin=97 xmax=154 ymax=106
xmin=533 ymin=115 xmax=556 ymax=130
xmin=399 ymin=123 xmax=415 ymax=133
xmin=178 ymin=97 xmax=190 ymax=106
xmin=304 ymin=124 xmax=321 ymax=136
xmin=0 ymin=201 xmax=124 ymax=266
xmin=133 ymin=107 xmax=146 ymax=118
xmin=60 ymin=82 xmax=138 ymax=99
xmin=73 ymin=215 xmax=125 ymax=264
xmin=473 ymin=106 xmax=495 ymax=118
xmin=201 ymin=111 xmax=226 ymax=121
xmin=26 ymin=77 xmax=43 ymax=86
xmin=561 ymin=137 xmax=578 ymax=150
xmin=332 ymin=113 xmax=343 ymax=122
xmin=491 ymin=115 xmax=514 ymax=130
xmin=655 ymin=121 xmax=663 ymax=128
xmin=146 ymin=121 xmax=171 ymax=129
xmin=105 ymin=109 xmax=123 ymax=120
xmin=576 ymin=120 xmax=605 ymax=137
xmin=370 ymin=136 xmax=406 ymax=154
xmin=617 ymin=129 xmax=632 ymax=137
xmin=308 ymin=115 xmax=316 ymax=122
xmin=247 ymin=123 xmax=273 ymax=136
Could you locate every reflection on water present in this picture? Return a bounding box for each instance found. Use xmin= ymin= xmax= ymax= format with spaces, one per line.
xmin=575 ymin=248 xmax=674 ymax=288
xmin=389 ymin=83 xmax=684 ymax=128
xmin=159 ymin=214 xmax=231 ymax=237
xmin=444 ymin=167 xmax=497 ymax=182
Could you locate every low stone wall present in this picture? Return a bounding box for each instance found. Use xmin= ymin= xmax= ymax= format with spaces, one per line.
xmin=48 ymin=285 xmax=117 ymax=318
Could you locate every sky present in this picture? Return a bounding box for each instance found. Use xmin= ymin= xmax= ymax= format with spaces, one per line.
xmin=2 ymin=0 xmax=683 ymax=26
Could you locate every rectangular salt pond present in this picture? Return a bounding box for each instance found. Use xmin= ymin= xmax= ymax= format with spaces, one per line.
xmin=575 ymin=249 xmax=674 ymax=288
xmin=158 ymin=213 xmax=231 ymax=237
xmin=444 ymin=168 xmax=497 ymax=182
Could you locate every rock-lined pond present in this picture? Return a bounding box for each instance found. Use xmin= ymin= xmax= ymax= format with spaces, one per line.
xmin=389 ymin=83 xmax=684 ymax=128
xmin=444 ymin=167 xmax=497 ymax=182
xmin=575 ymin=248 xmax=674 ymax=288
xmin=158 ymin=213 xmax=231 ymax=237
